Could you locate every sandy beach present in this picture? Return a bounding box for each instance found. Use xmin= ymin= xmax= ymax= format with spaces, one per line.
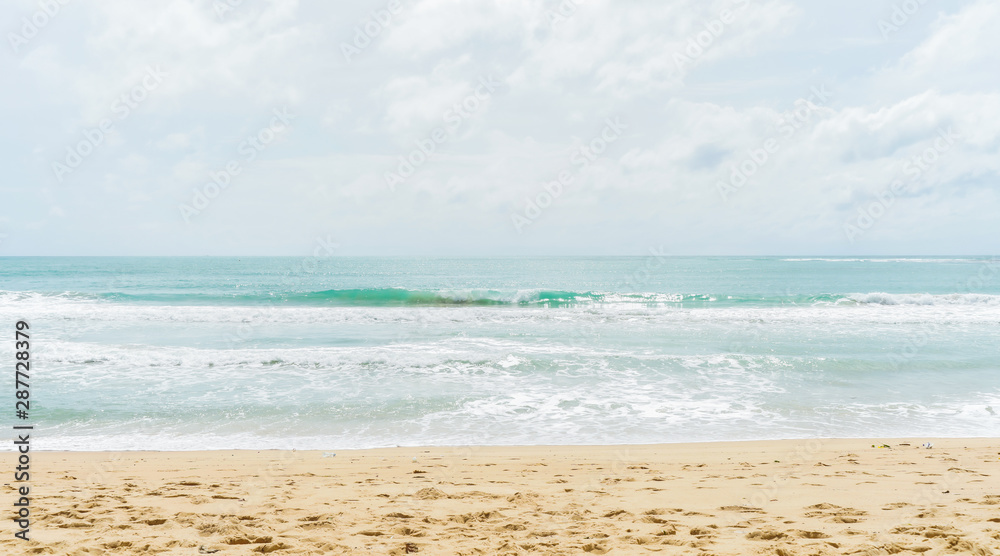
xmin=3 ymin=438 xmax=998 ymax=555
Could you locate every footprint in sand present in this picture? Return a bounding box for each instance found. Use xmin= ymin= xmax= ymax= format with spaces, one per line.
xmin=653 ymin=524 xmax=678 ymax=536
xmin=681 ymin=511 xmax=714 ymax=517
xmin=357 ymin=530 xmax=383 ymax=537
xmin=719 ymin=505 xmax=765 ymax=513
xmin=802 ymin=503 xmax=867 ymax=523
xmin=601 ymin=509 xmax=629 ymax=518
xmin=224 ymin=535 xmax=273 ymax=545
xmin=794 ymin=529 xmax=829 ymax=539
xmin=394 ymin=526 xmax=425 ymax=537
xmin=581 ymin=542 xmax=609 ymax=554
xmin=411 ymin=487 xmax=448 ymax=499
xmin=745 ymin=529 xmax=786 ymax=540
xmin=448 ymin=510 xmax=503 ymax=524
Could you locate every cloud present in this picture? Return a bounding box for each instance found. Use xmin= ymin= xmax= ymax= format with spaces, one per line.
xmin=1 ymin=0 xmax=997 ymax=255
xmin=877 ymin=0 xmax=1000 ymax=94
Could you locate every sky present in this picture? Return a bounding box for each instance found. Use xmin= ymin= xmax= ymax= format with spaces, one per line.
xmin=1 ymin=0 xmax=998 ymax=256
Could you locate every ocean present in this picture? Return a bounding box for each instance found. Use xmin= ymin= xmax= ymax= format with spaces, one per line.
xmin=1 ymin=256 xmax=998 ymax=451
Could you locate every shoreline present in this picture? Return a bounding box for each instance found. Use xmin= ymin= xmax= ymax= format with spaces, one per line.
xmin=14 ymin=435 xmax=1000 ymax=453
xmin=7 ymin=438 xmax=999 ymax=554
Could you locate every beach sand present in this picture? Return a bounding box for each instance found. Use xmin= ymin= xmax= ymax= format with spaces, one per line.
xmin=5 ymin=439 xmax=999 ymax=555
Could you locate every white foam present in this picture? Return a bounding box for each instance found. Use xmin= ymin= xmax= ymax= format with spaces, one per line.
xmin=3 ymin=288 xmax=999 ymax=451
xmin=782 ymin=258 xmax=985 ymax=263
xmin=840 ymin=292 xmax=1000 ymax=306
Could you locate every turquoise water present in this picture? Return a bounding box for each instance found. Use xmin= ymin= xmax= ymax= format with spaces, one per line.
xmin=1 ymin=256 xmax=998 ymax=450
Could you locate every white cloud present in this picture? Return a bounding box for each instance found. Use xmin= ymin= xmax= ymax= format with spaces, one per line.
xmin=1 ymin=0 xmax=997 ymax=255
xmin=877 ymin=0 xmax=1000 ymax=94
